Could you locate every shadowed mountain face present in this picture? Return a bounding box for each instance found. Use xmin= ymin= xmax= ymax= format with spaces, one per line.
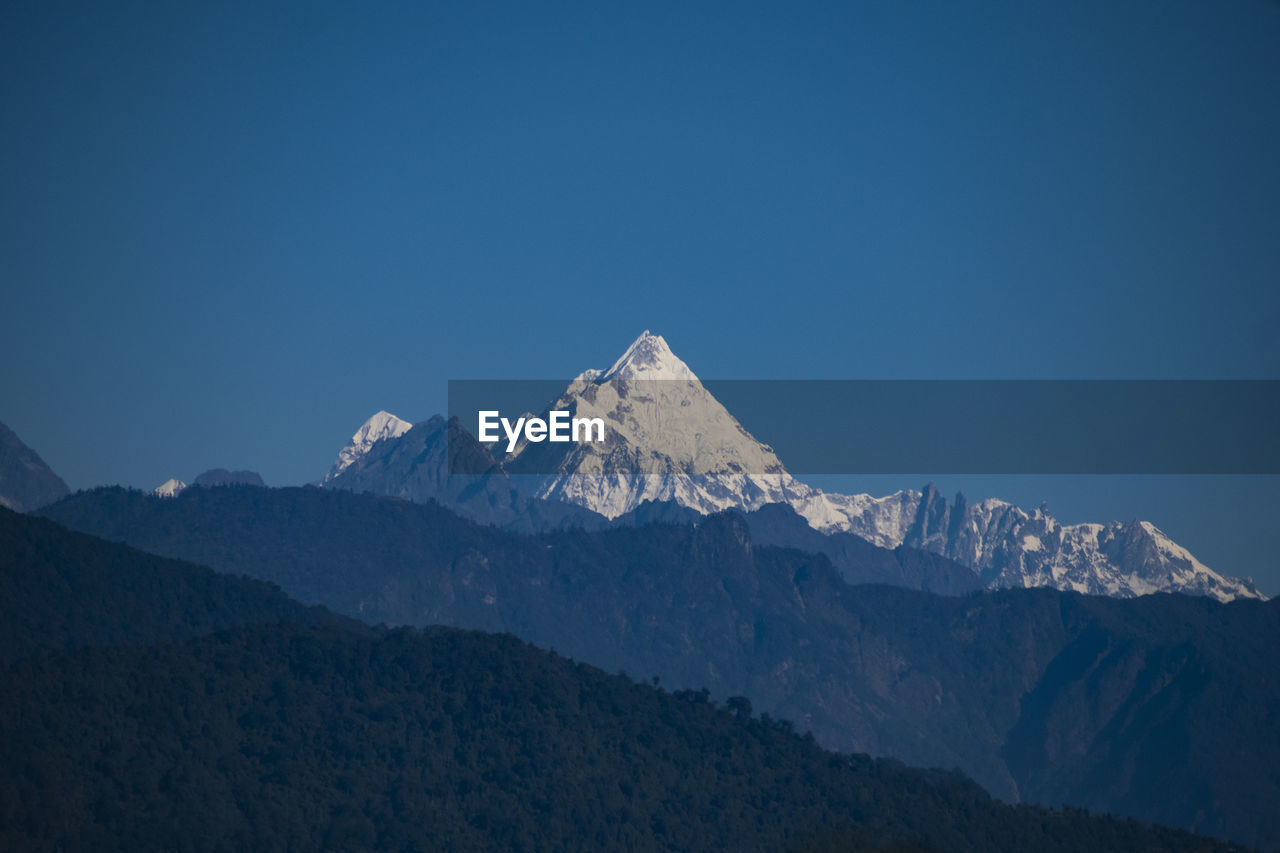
xmin=0 ymin=421 xmax=69 ymax=512
xmin=615 ymin=499 xmax=984 ymax=596
xmin=742 ymin=502 xmax=985 ymax=595
xmin=42 ymin=485 xmax=1280 ymax=848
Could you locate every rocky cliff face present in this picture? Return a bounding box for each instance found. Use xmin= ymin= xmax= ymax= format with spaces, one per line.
xmin=896 ymin=484 xmax=1264 ymax=602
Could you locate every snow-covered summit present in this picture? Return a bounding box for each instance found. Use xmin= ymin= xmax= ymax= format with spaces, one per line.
xmin=153 ymin=478 xmax=187 ymax=498
xmin=511 ymin=332 xmax=929 ymax=533
xmin=325 ymin=411 xmax=412 ymax=482
xmin=599 ymin=330 xmax=698 ymax=382
xmin=507 ymin=331 xmax=807 ymax=517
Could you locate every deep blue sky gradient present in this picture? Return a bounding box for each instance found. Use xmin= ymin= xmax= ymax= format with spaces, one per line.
xmin=3 ymin=1 xmax=1277 ymax=588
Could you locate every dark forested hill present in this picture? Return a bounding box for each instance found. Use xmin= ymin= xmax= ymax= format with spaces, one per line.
xmin=42 ymin=486 xmax=1280 ymax=848
xmin=0 ymin=622 xmax=1246 ymax=853
xmin=0 ymin=506 xmax=354 ymax=662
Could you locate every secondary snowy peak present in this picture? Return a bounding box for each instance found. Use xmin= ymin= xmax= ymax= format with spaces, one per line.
xmin=153 ymin=478 xmax=187 ymax=498
xmin=358 ymin=410 xmax=413 ymax=444
xmin=325 ymin=411 xmax=412 ymax=482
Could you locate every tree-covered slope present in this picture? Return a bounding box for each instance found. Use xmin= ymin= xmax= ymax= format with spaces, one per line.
xmin=0 ymin=506 xmax=353 ymax=662
xmin=0 ymin=623 xmax=1246 ymax=853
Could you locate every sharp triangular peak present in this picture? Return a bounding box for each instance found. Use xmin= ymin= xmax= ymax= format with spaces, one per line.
xmin=601 ymin=330 xmax=698 ymax=382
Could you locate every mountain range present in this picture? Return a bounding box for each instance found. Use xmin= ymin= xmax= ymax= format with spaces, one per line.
xmin=6 ymin=325 xmax=1276 ymax=847
xmin=324 ymin=331 xmax=1264 ymax=602
xmin=40 ymin=485 xmax=1280 ymax=848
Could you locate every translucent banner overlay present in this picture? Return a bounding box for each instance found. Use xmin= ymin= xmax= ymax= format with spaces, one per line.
xmin=448 ymin=379 xmax=1280 ymax=475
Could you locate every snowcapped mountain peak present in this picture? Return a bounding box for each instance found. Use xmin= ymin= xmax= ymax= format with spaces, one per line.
xmin=325 ymin=411 xmax=412 ymax=482
xmin=600 ymin=330 xmax=697 ymax=382
xmin=508 ymin=332 xmax=1266 ymax=603
xmin=508 ymin=331 xmax=802 ymax=518
xmin=315 ymin=332 xmax=1264 ymax=603
xmin=153 ymin=478 xmax=187 ymax=498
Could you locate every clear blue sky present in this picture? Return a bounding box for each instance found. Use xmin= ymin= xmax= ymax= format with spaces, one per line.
xmin=3 ymin=1 xmax=1278 ymax=588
